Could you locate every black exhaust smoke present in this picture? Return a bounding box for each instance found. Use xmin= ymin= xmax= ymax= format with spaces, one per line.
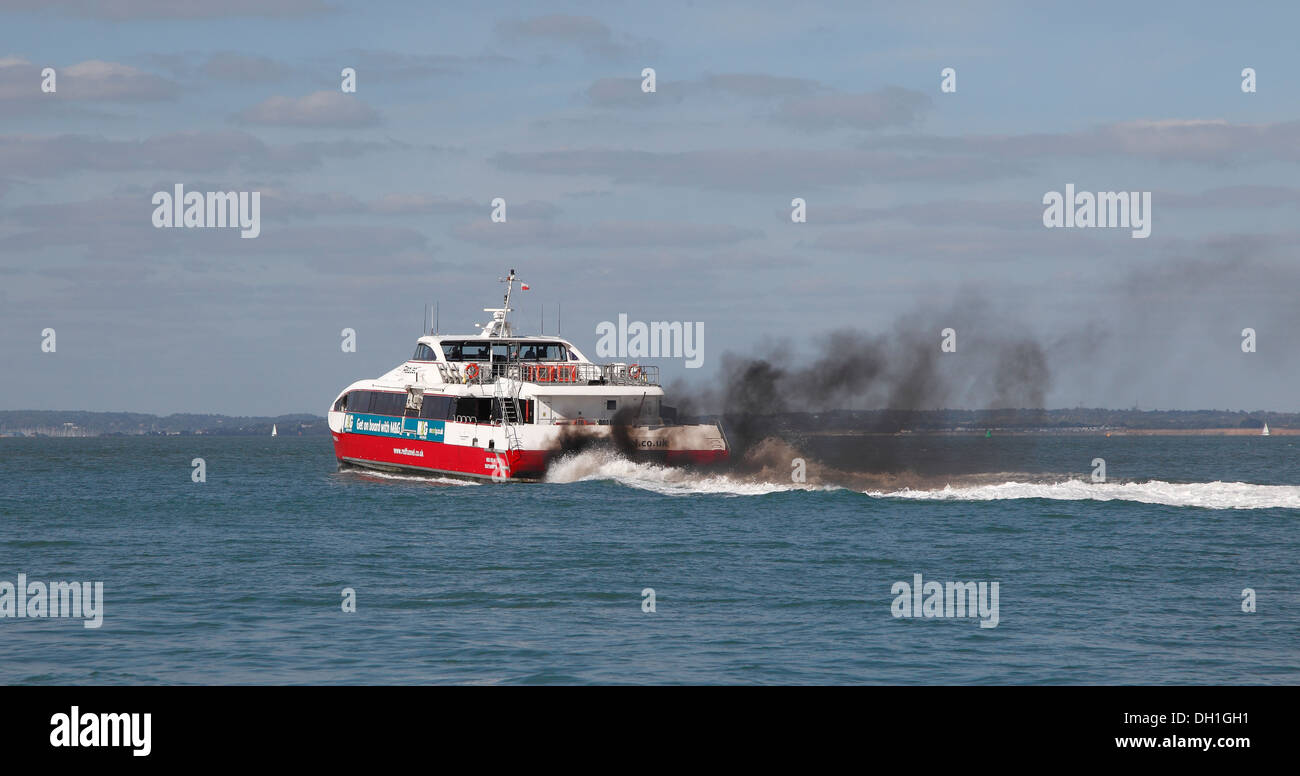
xmin=672 ymin=303 xmax=1053 ymax=470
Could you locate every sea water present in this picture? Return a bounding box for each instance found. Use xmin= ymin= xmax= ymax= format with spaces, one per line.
xmin=1 ymin=435 xmax=1295 ymax=684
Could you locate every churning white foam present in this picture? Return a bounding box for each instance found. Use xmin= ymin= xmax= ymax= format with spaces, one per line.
xmin=544 ymin=449 xmax=828 ymax=496
xmin=868 ymin=478 xmax=1300 ymax=510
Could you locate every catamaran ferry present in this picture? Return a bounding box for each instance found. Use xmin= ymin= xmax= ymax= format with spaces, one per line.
xmin=328 ymin=271 xmax=729 ymax=481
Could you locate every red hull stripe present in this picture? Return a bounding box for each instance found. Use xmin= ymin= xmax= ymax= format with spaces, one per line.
xmin=332 ymin=430 xmax=728 ymax=480
xmin=334 ymin=430 xmax=545 ymax=479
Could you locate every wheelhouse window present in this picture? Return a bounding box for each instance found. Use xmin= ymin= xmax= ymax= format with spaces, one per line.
xmin=442 ymin=341 xmax=490 ymax=362
xmin=439 ymin=339 xmax=575 ymax=362
xmin=515 ymin=342 xmax=569 ymax=361
xmin=412 ymin=343 xmax=436 ymax=361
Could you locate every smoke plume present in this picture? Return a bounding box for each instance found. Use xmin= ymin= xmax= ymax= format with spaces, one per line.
xmin=671 ymin=302 xmax=1053 ymax=465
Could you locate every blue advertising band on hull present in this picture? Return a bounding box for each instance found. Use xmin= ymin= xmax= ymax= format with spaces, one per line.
xmin=344 ymin=413 xmax=446 ymax=442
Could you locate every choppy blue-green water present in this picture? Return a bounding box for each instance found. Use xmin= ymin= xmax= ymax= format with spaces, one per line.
xmin=1 ymin=435 xmax=1296 ymax=684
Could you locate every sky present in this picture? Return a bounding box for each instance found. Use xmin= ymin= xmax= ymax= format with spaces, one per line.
xmin=2 ymin=0 xmax=1299 ymax=415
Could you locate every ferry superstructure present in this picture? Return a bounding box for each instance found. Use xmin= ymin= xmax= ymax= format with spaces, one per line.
xmin=328 ymin=271 xmax=728 ymax=480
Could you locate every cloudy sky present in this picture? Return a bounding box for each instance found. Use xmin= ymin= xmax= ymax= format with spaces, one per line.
xmin=3 ymin=1 xmax=1299 ymax=415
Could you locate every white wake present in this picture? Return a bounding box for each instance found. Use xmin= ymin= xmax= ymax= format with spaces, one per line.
xmin=868 ymin=478 xmax=1300 ymax=510
xmin=544 ymin=449 xmax=829 ymax=497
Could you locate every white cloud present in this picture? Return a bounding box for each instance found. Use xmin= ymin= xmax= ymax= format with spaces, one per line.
xmin=235 ymin=91 xmax=380 ymax=128
xmin=0 ymin=56 xmax=178 ymax=102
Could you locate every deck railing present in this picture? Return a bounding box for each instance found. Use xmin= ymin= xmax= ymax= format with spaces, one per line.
xmin=440 ymin=360 xmax=659 ymax=387
xmin=446 ymin=415 xmax=663 ymax=427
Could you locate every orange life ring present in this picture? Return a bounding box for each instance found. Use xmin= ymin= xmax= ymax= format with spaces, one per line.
xmin=464 ymin=363 xmax=480 ymax=380
xmin=628 ymin=364 xmax=642 ymax=380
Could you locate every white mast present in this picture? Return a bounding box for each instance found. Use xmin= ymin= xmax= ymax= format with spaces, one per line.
xmin=477 ymin=269 xmax=526 ymax=338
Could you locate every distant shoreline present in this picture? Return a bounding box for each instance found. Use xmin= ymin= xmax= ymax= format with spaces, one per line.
xmin=0 ymin=410 xmax=327 ymax=438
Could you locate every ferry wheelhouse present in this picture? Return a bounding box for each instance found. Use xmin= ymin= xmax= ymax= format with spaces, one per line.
xmin=328 ymin=271 xmax=729 ymax=481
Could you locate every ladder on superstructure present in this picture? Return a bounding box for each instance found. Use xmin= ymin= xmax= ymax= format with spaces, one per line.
xmin=493 ymin=372 xmax=523 ymax=456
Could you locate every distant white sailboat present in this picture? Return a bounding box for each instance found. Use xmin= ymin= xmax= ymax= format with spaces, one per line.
xmin=271 ymin=424 xmax=278 ymax=437
xmin=1262 ymin=423 xmax=1270 ymax=436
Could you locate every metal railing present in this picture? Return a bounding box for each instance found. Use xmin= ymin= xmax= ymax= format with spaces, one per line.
xmin=441 ymin=360 xmax=659 ymax=387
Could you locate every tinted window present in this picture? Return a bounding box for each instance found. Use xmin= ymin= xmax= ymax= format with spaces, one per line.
xmin=441 ymin=340 xmax=572 ymax=361
xmin=346 ymin=391 xmax=372 ymax=413
xmin=444 ymin=340 xmax=504 ymax=361
xmin=454 ymin=397 xmax=493 ymax=422
xmin=442 ymin=341 xmax=489 ymax=362
xmin=412 ymin=344 xmax=435 ymax=361
xmin=420 ymin=395 xmax=454 ymax=420
xmin=513 ymin=342 xmax=567 ymax=361
xmin=370 ymin=392 xmax=406 ymax=417
xmin=388 ymin=393 xmax=409 ymax=416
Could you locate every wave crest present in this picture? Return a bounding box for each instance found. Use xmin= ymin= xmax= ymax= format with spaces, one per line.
xmin=869 ymin=478 xmax=1300 ymax=510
